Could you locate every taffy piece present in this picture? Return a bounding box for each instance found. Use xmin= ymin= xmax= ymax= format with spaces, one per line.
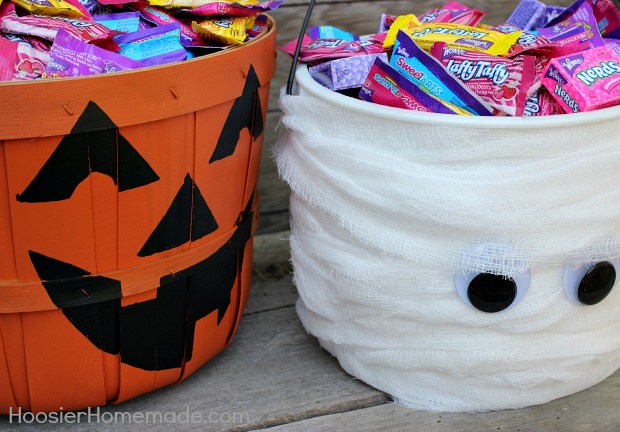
xmin=431 ymin=41 xmax=536 ymax=116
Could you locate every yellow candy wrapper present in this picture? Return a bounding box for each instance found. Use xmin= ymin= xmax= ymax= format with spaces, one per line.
xmin=147 ymin=0 xmax=257 ymax=9
xmin=10 ymin=0 xmax=84 ymax=17
xmin=384 ymin=20 xmax=521 ymax=57
xmin=192 ymin=16 xmax=254 ymax=45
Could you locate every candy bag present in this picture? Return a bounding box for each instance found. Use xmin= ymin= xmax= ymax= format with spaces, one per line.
xmin=0 ymin=36 xmax=48 ymax=80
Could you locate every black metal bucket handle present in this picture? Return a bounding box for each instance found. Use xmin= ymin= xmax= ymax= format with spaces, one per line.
xmin=285 ymin=0 xmax=317 ymax=95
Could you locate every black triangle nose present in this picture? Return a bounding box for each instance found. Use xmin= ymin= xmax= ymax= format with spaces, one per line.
xmin=578 ymin=261 xmax=616 ymax=305
xmin=467 ymin=273 xmax=517 ymax=313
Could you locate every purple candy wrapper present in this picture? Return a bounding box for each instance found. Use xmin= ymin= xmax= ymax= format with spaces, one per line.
xmin=359 ymin=57 xmax=460 ymax=114
xmin=506 ymin=0 xmax=546 ymax=31
xmin=389 ymin=31 xmax=493 ymax=116
xmin=309 ymin=52 xmax=387 ymax=90
xmin=543 ymin=6 xmax=566 ymax=26
xmin=539 ymin=1 xmax=605 ymax=48
xmin=42 ymin=28 xmax=145 ymax=79
xmin=114 ymin=22 xmax=187 ymax=66
xmin=309 ymin=26 xmax=359 ymax=41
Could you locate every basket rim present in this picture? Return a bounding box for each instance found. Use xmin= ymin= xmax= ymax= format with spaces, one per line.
xmin=294 ymin=64 xmax=620 ymax=129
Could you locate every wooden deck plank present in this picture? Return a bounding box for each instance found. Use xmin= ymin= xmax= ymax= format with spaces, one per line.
xmin=256 ymin=369 xmax=620 ymax=432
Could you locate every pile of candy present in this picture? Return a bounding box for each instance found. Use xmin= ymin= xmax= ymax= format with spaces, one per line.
xmin=281 ymin=0 xmax=620 ymax=116
xmin=0 ymin=0 xmax=280 ymax=81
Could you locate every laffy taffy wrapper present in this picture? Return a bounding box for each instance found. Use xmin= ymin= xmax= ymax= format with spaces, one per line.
xmin=359 ymin=57 xmax=468 ymax=114
xmin=191 ymin=15 xmax=253 ymax=45
xmin=390 ymin=31 xmax=492 ymax=115
xmin=145 ymin=0 xmax=281 ymax=17
xmin=0 ymin=35 xmax=49 ymax=80
xmin=384 ymin=17 xmax=521 ymax=57
xmin=524 ymin=88 xmax=564 ymax=116
xmin=431 ymin=42 xmax=535 ymax=116
xmin=541 ymin=45 xmax=620 ymax=113
xmin=0 ymin=1 xmax=112 ymax=42
xmin=418 ymin=1 xmax=486 ymax=26
xmin=42 ymin=28 xmax=144 ymax=78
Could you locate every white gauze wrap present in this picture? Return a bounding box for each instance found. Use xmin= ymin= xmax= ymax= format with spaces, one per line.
xmin=274 ymin=75 xmax=620 ymax=412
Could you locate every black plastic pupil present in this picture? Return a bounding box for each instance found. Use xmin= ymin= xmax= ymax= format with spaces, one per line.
xmin=578 ymin=261 xmax=616 ymax=305
xmin=467 ymin=273 xmax=517 ymax=313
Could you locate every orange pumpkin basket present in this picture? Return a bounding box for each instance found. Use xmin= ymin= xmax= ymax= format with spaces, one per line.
xmin=0 ymin=17 xmax=276 ymax=414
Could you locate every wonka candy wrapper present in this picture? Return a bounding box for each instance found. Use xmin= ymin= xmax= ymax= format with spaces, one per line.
xmin=418 ymin=1 xmax=486 ymax=26
xmin=0 ymin=36 xmax=48 ymax=80
xmin=541 ymin=45 xmax=620 ymax=113
xmin=132 ymin=3 xmax=211 ymax=48
xmin=146 ymin=0 xmax=282 ymax=17
xmin=309 ymin=52 xmax=388 ymax=91
xmin=0 ymin=1 xmax=112 ymax=42
xmin=359 ymin=57 xmax=467 ymax=114
xmin=506 ymin=28 xmax=589 ymax=58
xmin=432 ymin=42 xmax=536 ymax=116
xmin=546 ymin=0 xmax=620 ymax=38
xmin=524 ymin=88 xmax=564 ymax=116
xmin=42 ymin=28 xmax=144 ymax=78
xmin=384 ymin=15 xmax=521 ymax=56
xmin=538 ymin=1 xmax=605 ymax=48
xmin=114 ymin=22 xmax=187 ymax=66
xmin=280 ymin=37 xmax=366 ymax=62
xmin=94 ymin=12 xmax=140 ymax=33
xmin=506 ymin=0 xmax=546 ymax=31
xmin=390 ymin=31 xmax=492 ymax=115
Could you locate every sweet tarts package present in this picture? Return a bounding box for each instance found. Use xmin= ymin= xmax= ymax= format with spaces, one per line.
xmin=0 ymin=0 xmax=280 ymax=80
xmin=280 ymin=0 xmax=620 ymax=117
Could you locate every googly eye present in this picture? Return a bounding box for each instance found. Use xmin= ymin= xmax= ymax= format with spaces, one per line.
xmin=454 ymin=271 xmax=531 ymax=313
xmin=563 ymin=260 xmax=618 ymax=305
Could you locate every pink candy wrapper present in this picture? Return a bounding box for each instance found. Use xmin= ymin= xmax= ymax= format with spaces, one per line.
xmin=42 ymin=28 xmax=144 ymax=78
xmin=524 ymin=88 xmax=564 ymax=116
xmin=431 ymin=42 xmax=536 ymax=116
xmin=359 ymin=57 xmax=463 ymax=114
xmin=541 ymin=44 xmax=620 ymax=113
xmin=0 ymin=36 xmax=49 ymax=80
xmin=184 ymin=0 xmax=282 ymax=18
xmin=0 ymin=1 xmax=113 ymax=43
xmin=418 ymin=1 xmax=486 ymax=26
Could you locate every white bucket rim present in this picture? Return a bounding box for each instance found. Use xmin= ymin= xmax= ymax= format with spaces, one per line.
xmin=294 ymin=64 xmax=620 ymax=129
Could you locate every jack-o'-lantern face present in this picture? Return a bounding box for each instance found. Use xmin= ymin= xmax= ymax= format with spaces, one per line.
xmin=0 ymin=40 xmax=275 ymax=414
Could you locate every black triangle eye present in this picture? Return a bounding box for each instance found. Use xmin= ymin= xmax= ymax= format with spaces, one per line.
xmin=564 ymin=261 xmax=617 ymax=305
xmin=455 ymin=271 xmax=531 ymax=313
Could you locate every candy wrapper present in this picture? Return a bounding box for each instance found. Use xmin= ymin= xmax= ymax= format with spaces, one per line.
xmin=390 ymin=31 xmax=492 ymax=116
xmin=417 ymin=1 xmax=486 ymax=26
xmin=280 ymin=37 xmax=371 ymax=62
xmin=524 ymin=88 xmax=564 ymax=116
xmin=546 ymin=0 xmax=620 ymax=38
xmin=309 ymin=52 xmax=387 ymax=91
xmin=42 ymin=28 xmax=144 ymax=78
xmin=0 ymin=35 xmax=49 ymax=80
xmin=10 ymin=0 xmax=87 ymax=18
xmin=359 ymin=57 xmax=468 ymax=114
xmin=384 ymin=16 xmax=521 ymax=56
xmin=146 ymin=0 xmax=281 ymax=17
xmin=131 ymin=3 xmax=212 ymax=48
xmin=506 ymin=0 xmax=546 ymax=31
xmin=114 ymin=22 xmax=187 ymax=66
xmin=506 ymin=27 xmax=590 ymax=58
xmin=309 ymin=25 xmax=359 ymax=41
xmin=538 ymin=1 xmax=605 ymax=49
xmin=541 ymin=44 xmax=620 ymax=112
xmin=191 ymin=15 xmax=253 ymax=45
xmin=0 ymin=1 xmax=112 ymax=43
xmin=94 ymin=11 xmax=140 ymax=33
xmin=431 ymin=41 xmax=536 ymax=116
